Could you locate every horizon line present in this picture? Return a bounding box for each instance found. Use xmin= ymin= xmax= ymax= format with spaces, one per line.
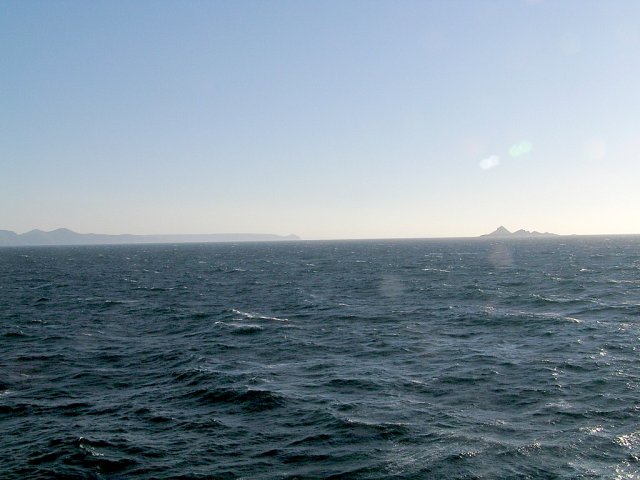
xmin=2 ymin=227 xmax=640 ymax=248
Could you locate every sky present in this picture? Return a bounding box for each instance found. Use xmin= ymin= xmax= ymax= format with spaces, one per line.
xmin=1 ymin=0 xmax=639 ymax=239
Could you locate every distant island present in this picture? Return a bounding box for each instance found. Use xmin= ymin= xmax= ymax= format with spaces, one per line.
xmin=0 ymin=228 xmax=300 ymax=247
xmin=481 ymin=226 xmax=558 ymax=238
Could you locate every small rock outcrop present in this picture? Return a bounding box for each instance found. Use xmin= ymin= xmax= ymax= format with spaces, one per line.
xmin=481 ymin=226 xmax=557 ymax=238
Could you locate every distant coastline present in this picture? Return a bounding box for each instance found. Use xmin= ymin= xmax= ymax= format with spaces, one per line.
xmin=0 ymin=228 xmax=300 ymax=247
xmin=2 ymin=227 xmax=637 ymax=247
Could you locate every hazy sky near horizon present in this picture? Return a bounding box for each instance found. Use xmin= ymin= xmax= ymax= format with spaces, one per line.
xmin=2 ymin=1 xmax=639 ymax=239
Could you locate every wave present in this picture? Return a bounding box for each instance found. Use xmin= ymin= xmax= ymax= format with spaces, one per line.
xmin=215 ymin=321 xmax=264 ymax=334
xmin=189 ymin=387 xmax=286 ymax=412
xmin=231 ymin=308 xmax=289 ymax=322
xmin=26 ymin=436 xmax=138 ymax=475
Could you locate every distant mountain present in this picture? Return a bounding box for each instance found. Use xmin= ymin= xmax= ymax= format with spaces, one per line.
xmin=0 ymin=228 xmax=301 ymax=247
xmin=481 ymin=226 xmax=557 ymax=238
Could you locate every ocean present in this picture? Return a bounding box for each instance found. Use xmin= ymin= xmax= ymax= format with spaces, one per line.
xmin=1 ymin=237 xmax=640 ymax=479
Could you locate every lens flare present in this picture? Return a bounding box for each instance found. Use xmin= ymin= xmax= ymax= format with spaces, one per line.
xmin=508 ymin=141 xmax=533 ymax=158
xmin=479 ymin=155 xmax=500 ymax=170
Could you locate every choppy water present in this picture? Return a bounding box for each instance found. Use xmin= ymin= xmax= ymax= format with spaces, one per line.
xmin=2 ymin=237 xmax=640 ymax=479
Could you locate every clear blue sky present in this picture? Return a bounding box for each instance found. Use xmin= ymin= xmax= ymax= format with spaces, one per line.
xmin=2 ymin=1 xmax=639 ymax=239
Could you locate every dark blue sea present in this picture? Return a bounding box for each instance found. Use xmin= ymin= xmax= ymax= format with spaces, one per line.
xmin=2 ymin=237 xmax=640 ymax=479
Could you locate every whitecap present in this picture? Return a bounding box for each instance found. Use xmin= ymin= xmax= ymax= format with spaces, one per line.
xmin=564 ymin=316 xmax=582 ymax=323
xmin=231 ymin=308 xmax=288 ymax=322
